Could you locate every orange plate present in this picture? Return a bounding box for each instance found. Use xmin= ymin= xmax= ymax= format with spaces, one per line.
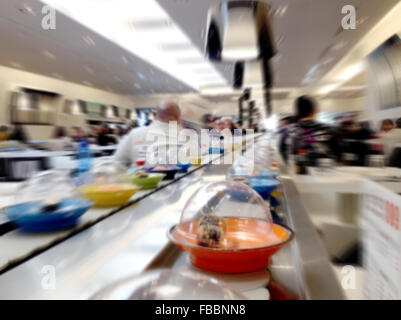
xmin=168 ymin=218 xmax=294 ymax=273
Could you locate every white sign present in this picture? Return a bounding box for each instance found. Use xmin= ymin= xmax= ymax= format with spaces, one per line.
xmin=363 ymin=180 xmax=401 ymax=299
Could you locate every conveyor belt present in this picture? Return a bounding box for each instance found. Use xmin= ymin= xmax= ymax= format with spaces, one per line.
xmin=0 ymin=135 xmax=344 ymax=300
xmin=0 ymin=158 xmax=212 ymax=275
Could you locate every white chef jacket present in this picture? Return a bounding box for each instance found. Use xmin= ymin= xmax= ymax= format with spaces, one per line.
xmin=114 ymin=120 xmax=184 ymax=167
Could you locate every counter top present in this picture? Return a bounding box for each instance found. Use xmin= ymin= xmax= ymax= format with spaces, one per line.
xmin=0 ymin=149 xmax=345 ymax=300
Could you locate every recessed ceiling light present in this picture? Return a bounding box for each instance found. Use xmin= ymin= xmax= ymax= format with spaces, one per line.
xmin=114 ymin=76 xmax=123 ymax=82
xmin=122 ymin=56 xmax=129 ymax=64
xmin=84 ymin=66 xmax=95 ymax=75
xmin=134 ymin=83 xmax=141 ymax=89
xmin=43 ymin=50 xmax=56 ymax=60
xmin=137 ymin=72 xmax=146 ymax=79
xmin=17 ymin=4 xmax=36 ymax=16
xmin=82 ymin=35 xmax=96 ymax=46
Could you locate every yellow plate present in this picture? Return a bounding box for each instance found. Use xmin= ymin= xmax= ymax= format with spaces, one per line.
xmin=79 ymin=185 xmax=139 ymax=207
xmin=190 ymin=157 xmax=202 ymax=166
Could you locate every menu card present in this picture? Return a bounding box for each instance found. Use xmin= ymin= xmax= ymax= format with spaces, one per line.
xmin=363 ymin=180 xmax=401 ymax=299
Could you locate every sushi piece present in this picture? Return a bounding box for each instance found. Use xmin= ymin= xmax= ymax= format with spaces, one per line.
xmin=197 ymin=214 xmax=226 ymax=248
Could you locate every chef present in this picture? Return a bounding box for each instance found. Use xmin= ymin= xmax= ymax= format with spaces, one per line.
xmin=114 ymin=101 xmax=183 ymax=167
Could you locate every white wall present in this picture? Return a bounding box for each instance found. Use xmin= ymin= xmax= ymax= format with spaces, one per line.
xmin=0 ymin=65 xmax=136 ymax=140
xmin=364 ymin=65 xmax=401 ymax=126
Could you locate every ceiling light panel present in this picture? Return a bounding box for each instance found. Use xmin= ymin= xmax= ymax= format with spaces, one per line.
xmin=42 ymin=0 xmax=227 ymax=91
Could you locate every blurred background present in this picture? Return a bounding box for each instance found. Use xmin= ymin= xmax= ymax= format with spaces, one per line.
xmin=1 ymin=0 xmax=401 ymax=301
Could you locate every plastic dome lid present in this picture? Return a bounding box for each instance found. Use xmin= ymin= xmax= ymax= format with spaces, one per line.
xmin=173 ymin=181 xmax=279 ymax=250
xmin=15 ymin=170 xmax=76 ymax=206
xmin=169 ymin=181 xmax=293 ymax=273
xmin=228 ymin=157 xmax=270 ymax=178
xmin=82 ymin=160 xmax=127 ymax=186
xmin=91 ymin=270 xmax=246 ymax=300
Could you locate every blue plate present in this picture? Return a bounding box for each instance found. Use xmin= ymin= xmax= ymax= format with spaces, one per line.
xmin=4 ymin=198 xmax=93 ymax=232
xmin=177 ymin=163 xmax=192 ymax=173
xmin=249 ymin=179 xmax=280 ymax=200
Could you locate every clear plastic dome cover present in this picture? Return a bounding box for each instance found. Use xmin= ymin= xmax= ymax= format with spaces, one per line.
xmin=91 ymin=270 xmax=246 ymax=300
xmin=228 ymin=156 xmax=270 ymax=178
xmin=82 ymin=160 xmax=127 ymax=186
xmin=79 ymin=160 xmax=139 ymax=207
xmin=15 ymin=170 xmax=76 ymax=206
xmin=175 ymin=181 xmax=276 ymax=249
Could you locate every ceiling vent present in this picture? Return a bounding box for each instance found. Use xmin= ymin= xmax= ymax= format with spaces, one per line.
xmin=131 ymin=19 xmax=172 ymax=31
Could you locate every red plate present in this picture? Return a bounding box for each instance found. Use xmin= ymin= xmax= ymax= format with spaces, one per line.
xmin=168 ymin=218 xmax=294 ymax=273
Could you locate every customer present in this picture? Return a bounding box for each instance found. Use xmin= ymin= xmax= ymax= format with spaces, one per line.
xmin=377 ymin=119 xmax=394 ymax=137
xmin=0 ymin=126 xmax=9 ymax=142
xmin=114 ymin=101 xmax=182 ymax=167
xmin=381 ymin=118 xmax=401 ymax=161
xmin=97 ymin=124 xmax=118 ymax=146
xmin=288 ymin=96 xmax=334 ymax=166
xmin=48 ymin=126 xmax=75 ymax=151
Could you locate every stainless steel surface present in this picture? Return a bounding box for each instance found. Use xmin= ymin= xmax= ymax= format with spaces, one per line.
xmin=0 ymin=147 xmax=344 ymax=300
xmin=0 ymin=157 xmax=224 ymax=299
xmin=277 ymin=177 xmax=345 ymax=300
xmin=148 ymin=167 xmax=345 ymax=300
